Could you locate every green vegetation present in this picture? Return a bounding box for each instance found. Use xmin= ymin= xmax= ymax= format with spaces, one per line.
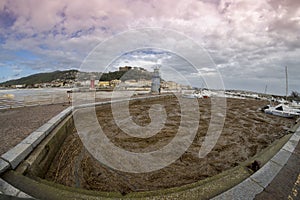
xmin=99 ymin=71 xmax=127 ymax=81
xmin=0 ymin=70 xmax=79 ymax=86
xmin=0 ymin=68 xmax=154 ymax=87
xmin=99 ymin=69 xmax=153 ymax=81
xmin=289 ymin=91 xmax=300 ymax=101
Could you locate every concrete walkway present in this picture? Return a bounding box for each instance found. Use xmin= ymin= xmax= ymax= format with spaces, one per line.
xmin=255 ymin=136 xmax=300 ymax=200
xmin=214 ymin=126 xmax=300 ymax=200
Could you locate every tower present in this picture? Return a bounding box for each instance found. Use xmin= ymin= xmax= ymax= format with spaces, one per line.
xmin=90 ymin=75 xmax=95 ymax=89
xmin=151 ymin=66 xmax=161 ymax=93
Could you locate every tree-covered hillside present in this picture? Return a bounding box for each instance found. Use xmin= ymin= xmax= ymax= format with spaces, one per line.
xmin=0 ymin=68 xmax=154 ymax=86
xmin=0 ymin=70 xmax=79 ymax=86
xmin=99 ymin=69 xmax=153 ymax=81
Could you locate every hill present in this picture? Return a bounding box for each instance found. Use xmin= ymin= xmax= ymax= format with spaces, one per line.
xmin=99 ymin=69 xmax=153 ymax=81
xmin=0 ymin=68 xmax=154 ymax=87
xmin=0 ymin=70 xmax=80 ymax=86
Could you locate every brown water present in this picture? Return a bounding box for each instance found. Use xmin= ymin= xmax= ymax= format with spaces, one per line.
xmin=45 ymin=97 xmax=294 ymax=194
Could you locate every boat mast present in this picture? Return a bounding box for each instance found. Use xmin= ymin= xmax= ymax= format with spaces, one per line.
xmin=285 ymin=66 xmax=288 ymax=101
xmin=264 ymin=84 xmax=268 ymax=94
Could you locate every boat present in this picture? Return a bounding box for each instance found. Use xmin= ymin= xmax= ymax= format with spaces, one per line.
xmin=261 ymin=66 xmax=300 ymax=118
xmin=262 ymin=104 xmax=300 ymax=118
xmin=182 ymin=91 xmax=203 ymax=99
xmin=182 ymin=89 xmax=218 ymax=99
xmin=291 ymin=100 xmax=300 ymax=109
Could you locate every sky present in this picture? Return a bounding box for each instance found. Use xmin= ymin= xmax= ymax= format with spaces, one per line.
xmin=0 ymin=0 xmax=299 ymax=95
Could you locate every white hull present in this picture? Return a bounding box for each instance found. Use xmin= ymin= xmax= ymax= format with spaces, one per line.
xmin=263 ymin=104 xmax=300 ymax=118
xmin=264 ymin=109 xmax=298 ymax=118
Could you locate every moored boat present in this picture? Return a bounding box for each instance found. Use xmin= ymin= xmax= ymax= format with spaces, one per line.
xmin=262 ymin=104 xmax=300 ymax=118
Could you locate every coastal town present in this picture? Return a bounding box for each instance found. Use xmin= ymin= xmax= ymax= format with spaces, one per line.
xmin=0 ymin=66 xmax=190 ymax=92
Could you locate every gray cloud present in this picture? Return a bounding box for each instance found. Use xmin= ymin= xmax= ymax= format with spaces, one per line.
xmin=0 ymin=0 xmax=299 ymax=95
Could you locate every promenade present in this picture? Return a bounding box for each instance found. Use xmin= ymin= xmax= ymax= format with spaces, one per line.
xmin=0 ymin=104 xmax=68 ymax=155
xmin=255 ymin=138 xmax=300 ymax=200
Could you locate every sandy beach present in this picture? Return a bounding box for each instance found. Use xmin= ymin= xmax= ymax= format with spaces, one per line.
xmin=45 ymin=97 xmax=295 ymax=194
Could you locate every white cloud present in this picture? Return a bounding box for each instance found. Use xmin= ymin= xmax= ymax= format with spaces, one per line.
xmin=0 ymin=0 xmax=299 ymax=94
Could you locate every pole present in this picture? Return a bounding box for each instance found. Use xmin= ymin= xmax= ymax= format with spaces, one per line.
xmin=285 ymin=66 xmax=288 ymax=101
xmin=264 ymin=85 xmax=267 ymax=95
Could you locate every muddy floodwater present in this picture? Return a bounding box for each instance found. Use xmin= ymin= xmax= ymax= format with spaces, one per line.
xmin=45 ymin=97 xmax=294 ymax=194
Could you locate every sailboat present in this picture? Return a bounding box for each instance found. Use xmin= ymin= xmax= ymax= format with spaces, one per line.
xmin=262 ymin=66 xmax=300 ymax=118
xmin=262 ymin=104 xmax=300 ymax=118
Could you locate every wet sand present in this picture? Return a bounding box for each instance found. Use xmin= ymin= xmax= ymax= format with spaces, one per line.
xmin=0 ymin=104 xmax=68 ymax=155
xmin=45 ymin=97 xmax=294 ymax=194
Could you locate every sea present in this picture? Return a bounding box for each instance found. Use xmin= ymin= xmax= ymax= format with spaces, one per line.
xmin=0 ymin=88 xmax=150 ymax=109
xmin=0 ymin=88 xmax=71 ymax=109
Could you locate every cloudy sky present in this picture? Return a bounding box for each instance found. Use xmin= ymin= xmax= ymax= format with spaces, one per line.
xmin=0 ymin=0 xmax=299 ymax=95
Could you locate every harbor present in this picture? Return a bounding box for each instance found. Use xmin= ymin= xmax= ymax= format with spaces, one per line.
xmin=0 ymin=66 xmax=300 ymax=198
xmin=0 ymin=93 xmax=299 ymax=199
xmin=1 ymin=1 xmax=300 ymax=198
